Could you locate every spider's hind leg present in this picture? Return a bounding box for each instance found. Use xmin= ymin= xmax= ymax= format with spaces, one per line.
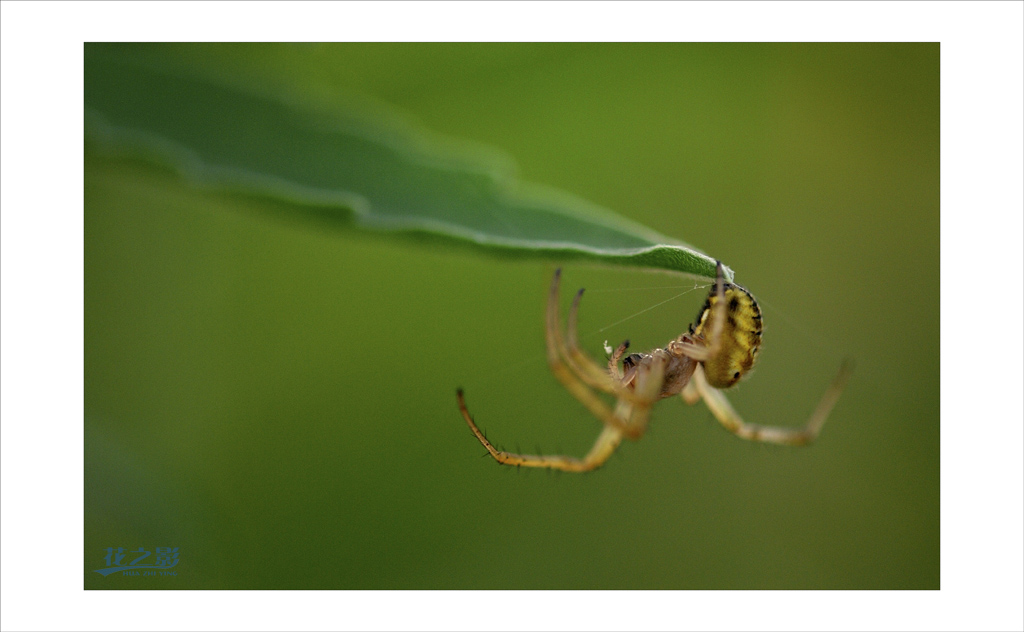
xmin=687 ymin=359 xmax=853 ymax=446
xmin=670 ymin=261 xmax=728 ymax=362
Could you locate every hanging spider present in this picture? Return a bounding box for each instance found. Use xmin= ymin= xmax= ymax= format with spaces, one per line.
xmin=456 ymin=262 xmax=853 ymax=472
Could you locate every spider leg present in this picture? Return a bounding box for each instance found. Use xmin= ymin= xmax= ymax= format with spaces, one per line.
xmin=544 ymin=270 xmax=649 ymax=437
xmin=551 ymin=276 xmax=647 ymax=404
xmin=456 ymin=352 xmax=665 ymax=470
xmin=607 ymin=340 xmax=630 ymax=380
xmin=688 ymin=359 xmax=854 ymax=445
xmin=457 ymin=389 xmax=624 ymax=472
xmin=615 ymin=350 xmax=667 ymax=440
xmin=680 ymin=374 xmax=702 ymax=405
xmin=669 ymin=261 xmax=728 ymax=362
xmin=455 ymin=268 xmax=668 ymax=469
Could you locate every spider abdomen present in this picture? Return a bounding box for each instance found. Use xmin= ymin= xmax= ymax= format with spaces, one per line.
xmin=693 ymin=283 xmax=763 ymax=389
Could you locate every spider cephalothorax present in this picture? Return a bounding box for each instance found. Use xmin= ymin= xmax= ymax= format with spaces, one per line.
xmin=457 ymin=262 xmax=852 ymax=472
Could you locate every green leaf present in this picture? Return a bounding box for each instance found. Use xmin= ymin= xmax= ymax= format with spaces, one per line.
xmin=85 ymin=45 xmax=729 ymax=281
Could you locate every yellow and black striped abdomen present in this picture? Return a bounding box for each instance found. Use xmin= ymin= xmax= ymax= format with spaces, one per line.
xmin=693 ymin=283 xmax=763 ymax=389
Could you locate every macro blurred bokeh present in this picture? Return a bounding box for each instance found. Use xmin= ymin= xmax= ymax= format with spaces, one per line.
xmin=85 ymin=43 xmax=938 ymax=589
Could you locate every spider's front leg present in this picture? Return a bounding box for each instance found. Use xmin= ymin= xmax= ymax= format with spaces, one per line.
xmin=455 ymin=268 xmax=671 ymax=471
xmin=456 ymin=346 xmax=668 ymax=472
xmin=544 ymin=269 xmax=655 ymax=438
xmin=457 ymin=388 xmax=624 ymax=472
xmin=549 ymin=271 xmax=649 ymax=407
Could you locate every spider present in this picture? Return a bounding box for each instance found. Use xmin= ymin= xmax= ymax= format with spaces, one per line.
xmin=456 ymin=262 xmax=853 ymax=472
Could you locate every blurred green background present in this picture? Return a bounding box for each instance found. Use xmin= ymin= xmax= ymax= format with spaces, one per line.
xmin=85 ymin=43 xmax=938 ymax=589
